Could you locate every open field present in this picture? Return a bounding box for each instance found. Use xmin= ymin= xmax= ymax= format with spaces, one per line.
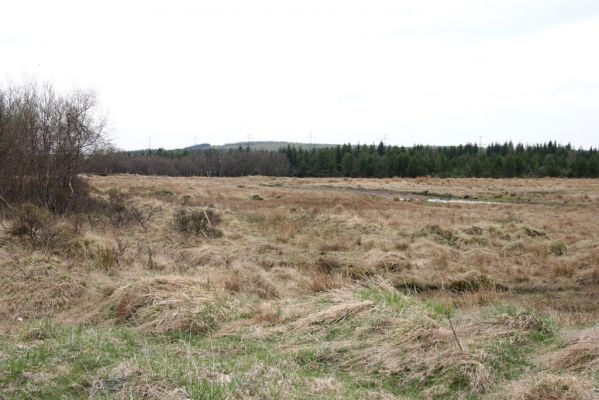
xmin=1 ymin=175 xmax=599 ymax=399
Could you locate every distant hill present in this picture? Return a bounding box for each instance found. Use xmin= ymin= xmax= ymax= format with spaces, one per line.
xmin=185 ymin=141 xmax=334 ymax=152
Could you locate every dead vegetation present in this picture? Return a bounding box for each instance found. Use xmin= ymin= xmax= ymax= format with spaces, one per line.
xmin=1 ymin=175 xmax=599 ymax=398
xmin=0 ymin=257 xmax=85 ymax=319
xmin=174 ymin=207 xmax=223 ymax=238
xmin=496 ymin=373 xmax=596 ymax=400
xmin=549 ymin=329 xmax=599 ymax=372
xmin=106 ymin=276 xmax=234 ymax=335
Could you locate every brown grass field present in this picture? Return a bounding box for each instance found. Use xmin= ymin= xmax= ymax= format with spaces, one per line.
xmin=1 ymin=175 xmax=599 ymax=399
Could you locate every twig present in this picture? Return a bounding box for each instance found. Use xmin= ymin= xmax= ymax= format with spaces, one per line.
xmin=0 ymin=193 xmax=14 ymax=210
xmin=447 ymin=314 xmax=464 ymax=353
xmin=5 ymin=317 xmax=19 ymax=336
xmin=203 ymin=209 xmax=212 ymax=227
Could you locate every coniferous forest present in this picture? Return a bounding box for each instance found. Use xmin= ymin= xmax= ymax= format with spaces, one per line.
xmin=84 ymin=141 xmax=599 ymax=178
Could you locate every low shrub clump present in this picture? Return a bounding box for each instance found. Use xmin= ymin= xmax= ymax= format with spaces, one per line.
xmin=8 ymin=203 xmax=75 ymax=249
xmin=174 ymin=207 xmax=223 ymax=238
xmin=550 ymin=240 xmax=567 ymax=256
xmin=418 ymin=224 xmax=459 ymax=246
xmin=8 ymin=203 xmax=52 ymax=244
xmin=107 ymin=189 xmax=132 ymax=227
xmin=95 ymin=246 xmax=119 ymax=271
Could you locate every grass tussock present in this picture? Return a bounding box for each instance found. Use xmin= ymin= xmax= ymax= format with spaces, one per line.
xmin=223 ymin=263 xmax=280 ymax=299
xmin=301 ymin=270 xmax=348 ymax=294
xmin=446 ymin=271 xmax=506 ymax=293
xmin=418 ymin=224 xmax=459 ymax=246
xmin=495 ymin=373 xmax=596 ymax=400
xmin=361 ymin=249 xmax=411 ymax=273
xmin=177 ymin=245 xmax=232 ymax=268
xmin=549 ymin=329 xmax=599 ymax=372
xmin=107 ymin=276 xmax=233 ymax=335
xmin=0 ymin=258 xmax=85 ymax=319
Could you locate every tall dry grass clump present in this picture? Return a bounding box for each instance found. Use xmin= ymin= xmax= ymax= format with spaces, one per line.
xmin=0 ymin=258 xmax=84 ymax=319
xmin=107 ymin=276 xmax=233 ymax=335
xmin=549 ymin=329 xmax=599 ymax=372
xmin=223 ymin=263 xmax=280 ymax=299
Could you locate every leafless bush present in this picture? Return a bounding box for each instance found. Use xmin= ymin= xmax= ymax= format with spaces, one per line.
xmin=131 ymin=205 xmax=158 ymax=231
xmin=8 ymin=203 xmax=51 ymax=244
xmin=8 ymin=202 xmax=77 ymax=250
xmin=107 ymin=189 xmax=130 ymax=227
xmin=0 ymin=81 xmax=107 ymax=213
xmin=174 ymin=208 xmax=223 ymax=238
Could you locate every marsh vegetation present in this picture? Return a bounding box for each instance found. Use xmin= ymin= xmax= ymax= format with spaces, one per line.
xmin=1 ymin=175 xmax=598 ymax=399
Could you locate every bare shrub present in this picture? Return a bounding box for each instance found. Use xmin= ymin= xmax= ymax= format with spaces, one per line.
xmin=8 ymin=203 xmax=74 ymax=249
xmin=95 ymin=239 xmax=127 ymax=272
xmin=131 ymin=205 xmax=158 ymax=231
xmin=107 ymin=189 xmax=130 ymax=227
xmin=0 ymin=81 xmax=107 ymax=213
xmin=173 ymin=207 xmax=223 ymax=238
xmin=8 ymin=203 xmax=52 ymax=246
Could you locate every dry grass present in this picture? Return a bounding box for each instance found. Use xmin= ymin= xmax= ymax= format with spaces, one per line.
xmin=105 ymin=276 xmax=234 ymax=335
xmin=222 ymin=262 xmax=280 ymax=299
xmin=496 ymin=373 xmax=596 ymax=400
xmin=0 ymin=257 xmax=85 ymax=320
xmin=550 ymin=329 xmax=599 ymax=372
xmin=2 ymin=175 xmax=599 ymax=398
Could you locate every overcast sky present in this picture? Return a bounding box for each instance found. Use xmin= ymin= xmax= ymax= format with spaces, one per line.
xmin=2 ymin=1 xmax=599 ymax=149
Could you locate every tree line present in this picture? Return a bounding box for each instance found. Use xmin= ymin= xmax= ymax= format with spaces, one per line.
xmin=2 ymin=79 xmax=597 ymax=219
xmin=85 ymin=141 xmax=599 ymax=178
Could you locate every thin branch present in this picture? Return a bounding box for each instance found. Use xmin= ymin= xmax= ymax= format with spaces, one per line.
xmin=447 ymin=314 xmax=464 ymax=353
xmin=0 ymin=193 xmax=14 ymax=210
